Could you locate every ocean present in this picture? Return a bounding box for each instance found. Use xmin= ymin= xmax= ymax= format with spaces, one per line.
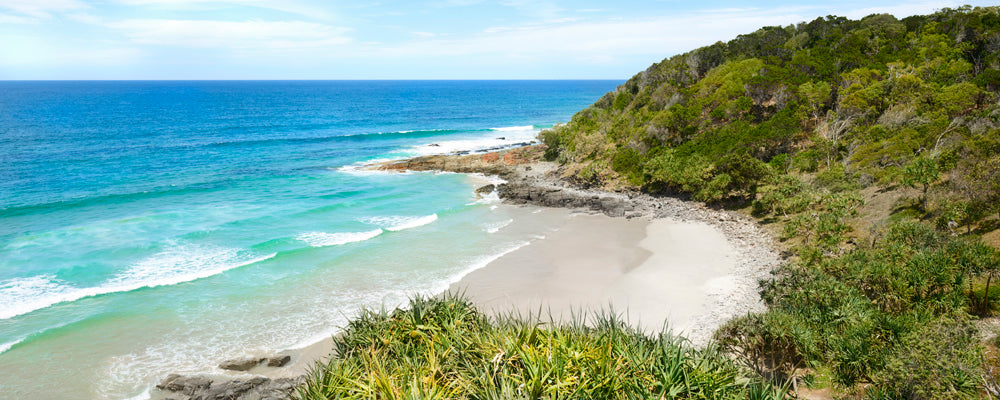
xmin=0 ymin=80 xmax=619 ymax=399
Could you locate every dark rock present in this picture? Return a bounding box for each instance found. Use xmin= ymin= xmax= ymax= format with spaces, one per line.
xmin=474 ymin=184 xmax=496 ymax=197
xmin=218 ymin=357 xmax=264 ymax=371
xmin=496 ymin=136 xmax=506 ymax=140
xmin=197 ymin=376 xmax=268 ymax=400
xmin=157 ymin=374 xmax=212 ymax=394
xmin=154 ymin=374 xmax=304 ymax=400
xmin=266 ymin=355 xmax=291 ymax=367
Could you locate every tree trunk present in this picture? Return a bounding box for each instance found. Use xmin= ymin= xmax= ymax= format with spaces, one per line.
xmin=984 ymin=274 xmax=993 ymax=316
xmin=921 ymin=184 xmax=929 ymax=211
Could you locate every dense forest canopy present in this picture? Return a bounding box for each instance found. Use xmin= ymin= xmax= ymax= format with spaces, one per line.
xmin=543 ymin=5 xmax=1000 ymax=212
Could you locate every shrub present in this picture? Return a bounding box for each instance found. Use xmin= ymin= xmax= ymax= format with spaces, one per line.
xmin=814 ymin=164 xmax=861 ymax=192
xmin=753 ymin=175 xmax=815 ymax=217
xmin=714 ymin=311 xmax=807 ymax=382
xmin=901 ymin=156 xmax=939 ymax=211
xmin=877 ymin=315 xmax=982 ymax=399
xmin=298 ymin=294 xmax=788 ymax=400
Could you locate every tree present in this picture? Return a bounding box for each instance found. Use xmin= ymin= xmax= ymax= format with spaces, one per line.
xmin=798 ymin=81 xmax=831 ymax=119
xmin=902 ymin=156 xmax=939 ymax=211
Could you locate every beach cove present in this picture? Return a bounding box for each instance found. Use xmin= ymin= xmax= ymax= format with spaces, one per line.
xmin=152 ymin=146 xmax=782 ymax=399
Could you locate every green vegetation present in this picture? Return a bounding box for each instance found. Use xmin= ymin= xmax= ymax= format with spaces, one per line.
xmin=297 ymin=294 xmax=788 ymax=400
xmin=717 ymin=221 xmax=999 ymax=398
xmin=543 ymin=6 xmax=1000 ymax=215
xmin=297 ymin=7 xmax=1000 ymax=399
xmin=536 ymin=5 xmax=1000 ymax=398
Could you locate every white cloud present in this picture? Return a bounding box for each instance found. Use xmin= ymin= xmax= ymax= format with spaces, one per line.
xmin=64 ymin=12 xmax=103 ymax=24
xmin=361 ymin=1 xmax=986 ymax=67
xmin=365 ymin=11 xmax=807 ymax=62
xmin=0 ymin=12 xmax=39 ymax=23
xmin=105 ymin=19 xmax=352 ymax=50
xmin=0 ymin=34 xmax=140 ymax=68
xmin=840 ymin=0 xmax=968 ymax=19
xmin=0 ymin=0 xmax=86 ymax=18
xmin=113 ymin=0 xmax=338 ymax=21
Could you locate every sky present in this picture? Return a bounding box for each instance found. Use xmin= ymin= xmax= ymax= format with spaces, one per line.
xmin=0 ymin=0 xmax=996 ymax=79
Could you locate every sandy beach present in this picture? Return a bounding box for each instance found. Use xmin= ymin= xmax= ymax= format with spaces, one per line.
xmin=152 ymin=150 xmax=782 ymax=399
xmin=451 ymin=211 xmax=753 ymax=345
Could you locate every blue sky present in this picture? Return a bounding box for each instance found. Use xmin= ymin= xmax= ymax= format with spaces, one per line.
xmin=0 ymin=0 xmax=995 ymax=79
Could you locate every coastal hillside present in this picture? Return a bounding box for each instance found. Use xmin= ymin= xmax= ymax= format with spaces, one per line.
xmin=545 ymin=6 xmax=999 ymax=207
xmin=539 ymin=5 xmax=1000 ymax=399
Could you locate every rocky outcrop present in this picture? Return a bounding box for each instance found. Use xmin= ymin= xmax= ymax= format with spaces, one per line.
xmin=267 ymin=355 xmax=291 ymax=367
xmin=217 ymin=353 xmax=293 ymax=371
xmin=374 ymin=145 xmax=542 ymax=179
xmin=373 ymin=145 xmax=644 ymax=218
xmin=497 ymin=182 xmax=634 ymax=218
xmin=218 ymin=357 xmax=265 ymax=371
xmin=155 ymin=374 xmax=302 ymax=400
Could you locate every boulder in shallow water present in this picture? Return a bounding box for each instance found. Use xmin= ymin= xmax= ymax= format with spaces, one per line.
xmin=266 ymin=355 xmax=291 ymax=367
xmin=218 ymin=357 xmax=264 ymax=371
xmin=474 ymin=184 xmax=496 ymax=197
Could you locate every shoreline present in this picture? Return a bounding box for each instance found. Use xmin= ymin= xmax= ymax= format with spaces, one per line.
xmin=152 ymin=145 xmax=782 ymax=399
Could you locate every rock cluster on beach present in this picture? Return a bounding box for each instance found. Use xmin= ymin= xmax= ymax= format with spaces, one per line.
xmin=218 ymin=355 xmax=291 ymax=371
xmin=155 ymin=373 xmax=302 ymax=400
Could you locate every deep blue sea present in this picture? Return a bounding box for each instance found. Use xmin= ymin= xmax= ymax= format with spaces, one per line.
xmin=0 ymin=80 xmax=619 ymax=399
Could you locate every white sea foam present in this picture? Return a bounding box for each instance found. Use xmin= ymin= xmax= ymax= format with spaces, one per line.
xmin=410 ymin=126 xmax=540 ymax=157
xmin=110 ymin=246 xmax=276 ymax=291
xmin=122 ymin=388 xmax=151 ymax=400
xmin=363 ymin=214 xmax=438 ymax=232
xmin=470 ymin=189 xmax=501 ymax=205
xmin=433 ymin=241 xmax=531 ymax=294
xmin=296 ymin=229 xmax=383 ymax=247
xmin=0 ymin=246 xmax=276 ymax=320
xmin=0 ymin=337 xmax=25 ymax=355
xmin=482 ymin=219 xmax=513 ymax=233
xmin=335 ymin=157 xmax=405 ymax=176
xmin=491 ymin=125 xmax=536 ymax=132
xmin=466 ymin=172 xmax=508 ymax=186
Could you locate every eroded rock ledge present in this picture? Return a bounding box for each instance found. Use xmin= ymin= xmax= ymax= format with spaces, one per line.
xmin=373 ymin=145 xmax=643 ymax=218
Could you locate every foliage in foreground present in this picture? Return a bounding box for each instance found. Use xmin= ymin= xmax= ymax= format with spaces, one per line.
xmin=297 ymin=294 xmax=788 ymax=400
xmin=716 ymin=218 xmax=998 ymax=399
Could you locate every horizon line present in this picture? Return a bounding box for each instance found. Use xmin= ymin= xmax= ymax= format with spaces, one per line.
xmin=0 ymin=78 xmax=628 ymax=82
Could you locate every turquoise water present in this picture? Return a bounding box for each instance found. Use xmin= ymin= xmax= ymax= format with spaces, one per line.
xmin=0 ymin=81 xmax=619 ymax=398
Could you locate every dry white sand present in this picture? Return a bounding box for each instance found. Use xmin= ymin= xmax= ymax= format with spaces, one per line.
xmin=451 ymin=212 xmax=746 ymax=345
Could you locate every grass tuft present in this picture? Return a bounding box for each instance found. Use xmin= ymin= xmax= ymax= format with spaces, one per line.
xmin=297 ymin=293 xmax=787 ymax=400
